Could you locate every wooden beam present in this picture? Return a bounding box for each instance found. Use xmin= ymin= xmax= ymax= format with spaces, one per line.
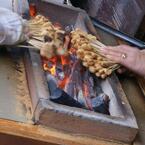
xmin=0 ymin=119 xmax=125 ymax=145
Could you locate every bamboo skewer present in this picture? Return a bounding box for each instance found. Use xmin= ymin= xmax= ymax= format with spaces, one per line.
xmin=27 ymin=39 xmax=43 ymax=49
xmin=91 ymin=40 xmax=106 ymax=48
xmin=90 ymin=43 xmax=104 ymax=50
xmin=31 ymin=36 xmax=44 ymax=42
xmin=91 ymin=40 xmax=120 ymax=70
xmin=16 ymin=45 xmax=39 ymax=51
xmin=108 ymin=64 xmax=120 ymax=70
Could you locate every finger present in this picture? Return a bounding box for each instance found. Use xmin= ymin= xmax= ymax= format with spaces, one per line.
xmin=102 ymin=45 xmax=138 ymax=62
xmin=103 ymin=45 xmax=136 ymax=54
xmin=105 ymin=54 xmax=128 ymax=65
xmin=101 ymin=48 xmax=121 ymax=58
xmin=101 ymin=47 xmax=122 ymax=58
xmin=141 ymin=49 xmax=145 ymax=55
xmin=117 ymin=45 xmax=139 ymax=54
xmin=105 ymin=54 xmax=121 ymax=63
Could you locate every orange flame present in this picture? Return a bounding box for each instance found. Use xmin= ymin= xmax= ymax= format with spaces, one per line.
xmin=42 ymin=56 xmax=58 ymax=76
xmin=58 ymin=76 xmax=69 ymax=89
xmin=43 ymin=63 xmax=56 ymax=76
xmin=61 ymin=55 xmax=70 ymax=66
xmin=29 ymin=3 xmax=37 ymax=17
xmin=43 ymin=63 xmax=49 ymax=71
xmin=50 ymin=65 xmax=56 ymax=76
xmin=50 ymin=56 xmax=58 ymax=64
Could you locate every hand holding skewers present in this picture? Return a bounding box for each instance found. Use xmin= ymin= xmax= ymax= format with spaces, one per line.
xmin=71 ymin=29 xmax=120 ymax=79
xmin=26 ymin=15 xmax=70 ymax=58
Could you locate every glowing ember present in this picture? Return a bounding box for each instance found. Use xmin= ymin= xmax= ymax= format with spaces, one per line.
xmin=49 ymin=56 xmax=58 ymax=64
xmin=83 ymin=83 xmax=93 ymax=110
xmin=29 ymin=3 xmax=37 ymax=17
xmin=60 ymin=55 xmax=70 ymax=66
xmin=58 ymin=76 xmax=69 ymax=89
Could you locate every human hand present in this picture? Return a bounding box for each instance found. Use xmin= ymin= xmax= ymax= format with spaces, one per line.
xmin=100 ymin=45 xmax=145 ymax=77
xmin=0 ymin=8 xmax=31 ymax=45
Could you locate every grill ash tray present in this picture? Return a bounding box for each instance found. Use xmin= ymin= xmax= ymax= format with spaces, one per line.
xmin=25 ymin=1 xmax=138 ymax=143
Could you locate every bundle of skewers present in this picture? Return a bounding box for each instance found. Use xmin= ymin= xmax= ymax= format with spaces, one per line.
xmin=19 ymin=15 xmax=120 ymax=79
xmin=71 ymin=29 xmax=120 ymax=79
xmin=25 ymin=15 xmax=68 ymax=58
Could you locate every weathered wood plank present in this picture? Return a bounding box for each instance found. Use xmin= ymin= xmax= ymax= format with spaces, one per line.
xmin=0 ymin=133 xmax=57 ymax=145
xmin=0 ymin=119 xmax=126 ymax=145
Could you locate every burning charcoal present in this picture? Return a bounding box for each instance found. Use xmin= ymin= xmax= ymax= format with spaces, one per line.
xmin=64 ymin=60 xmax=84 ymax=100
xmin=46 ymin=73 xmax=58 ymax=94
xmin=81 ymin=70 xmax=97 ymax=110
xmin=93 ymin=76 xmax=104 ymax=96
xmin=65 ymin=25 xmax=75 ymax=35
xmin=58 ymin=71 xmax=65 ymax=80
xmin=77 ymin=90 xmax=86 ymax=106
xmin=61 ymin=63 xmax=71 ymax=77
xmin=64 ymin=81 xmax=75 ymax=98
xmin=55 ymin=66 xmax=65 ymax=80
xmin=85 ymin=70 xmax=96 ymax=97
xmin=50 ymin=88 xmax=85 ymax=109
xmin=92 ymin=93 xmax=110 ymax=115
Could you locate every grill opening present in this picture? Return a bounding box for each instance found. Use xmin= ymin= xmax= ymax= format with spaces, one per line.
xmin=43 ymin=55 xmax=110 ymax=115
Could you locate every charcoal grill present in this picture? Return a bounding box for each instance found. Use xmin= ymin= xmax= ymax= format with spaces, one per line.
xmin=0 ymin=0 xmax=138 ymax=144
